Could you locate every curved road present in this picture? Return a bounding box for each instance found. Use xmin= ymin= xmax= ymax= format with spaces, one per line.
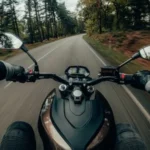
xmin=0 ymin=35 xmax=149 ymax=149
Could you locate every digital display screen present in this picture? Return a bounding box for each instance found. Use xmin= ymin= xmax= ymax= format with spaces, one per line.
xmin=66 ymin=66 xmax=90 ymax=77
xmin=68 ymin=68 xmax=78 ymax=74
xmin=79 ymin=68 xmax=87 ymax=75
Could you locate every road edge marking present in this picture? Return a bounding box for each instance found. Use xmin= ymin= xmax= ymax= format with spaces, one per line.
xmin=122 ymin=85 xmax=150 ymax=123
xmin=83 ymin=39 xmax=150 ymax=124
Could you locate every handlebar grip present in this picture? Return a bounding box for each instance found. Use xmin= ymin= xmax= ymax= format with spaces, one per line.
xmin=0 ymin=61 xmax=7 ymax=80
xmin=145 ymin=81 xmax=150 ymax=92
xmin=120 ymin=73 xmax=133 ymax=83
xmin=0 ymin=61 xmax=26 ymax=82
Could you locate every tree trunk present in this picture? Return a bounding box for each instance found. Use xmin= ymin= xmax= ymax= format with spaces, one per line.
xmin=12 ymin=6 xmax=20 ymax=36
xmin=113 ymin=1 xmax=120 ymax=30
xmin=9 ymin=0 xmax=18 ymax=35
xmin=44 ymin=0 xmax=50 ymax=40
xmin=27 ymin=0 xmax=35 ymax=44
xmin=52 ymin=11 xmax=58 ymax=38
xmin=38 ymin=10 xmax=45 ymax=40
xmin=98 ymin=0 xmax=102 ymax=34
xmin=0 ymin=2 xmax=4 ymax=31
xmin=49 ymin=20 xmax=53 ymax=37
xmin=33 ymin=0 xmax=43 ymax=42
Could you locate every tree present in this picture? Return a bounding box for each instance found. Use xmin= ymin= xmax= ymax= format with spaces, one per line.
xmin=76 ymin=1 xmax=85 ymax=33
xmin=43 ymin=0 xmax=50 ymax=40
xmin=1 ymin=0 xmax=81 ymax=44
xmin=51 ymin=0 xmax=58 ymax=38
xmin=79 ymin=0 xmax=150 ymax=34
xmin=80 ymin=0 xmax=99 ymax=35
xmin=25 ymin=0 xmax=35 ymax=43
xmin=33 ymin=0 xmax=43 ymax=42
xmin=57 ymin=3 xmax=77 ymax=35
xmin=128 ymin=0 xmax=149 ymax=29
xmin=0 ymin=0 xmax=20 ymax=35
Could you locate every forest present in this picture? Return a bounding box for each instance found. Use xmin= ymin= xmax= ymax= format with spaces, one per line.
xmin=78 ymin=0 xmax=150 ymax=72
xmin=0 ymin=0 xmax=84 ymax=44
xmin=0 ymin=0 xmax=150 ymax=49
xmin=78 ymin=0 xmax=150 ymax=35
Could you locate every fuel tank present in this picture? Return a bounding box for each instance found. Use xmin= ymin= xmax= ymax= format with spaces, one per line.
xmin=38 ymin=89 xmax=116 ymax=150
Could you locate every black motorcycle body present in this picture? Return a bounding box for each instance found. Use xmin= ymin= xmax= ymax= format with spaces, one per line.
xmin=38 ymin=66 xmax=116 ymax=150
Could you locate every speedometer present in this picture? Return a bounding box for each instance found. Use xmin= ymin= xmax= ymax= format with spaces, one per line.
xmin=68 ymin=67 xmax=78 ymax=75
xmin=79 ymin=68 xmax=89 ymax=76
xmin=65 ymin=66 xmax=90 ymax=78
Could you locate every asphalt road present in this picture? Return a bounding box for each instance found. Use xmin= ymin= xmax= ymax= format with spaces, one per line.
xmin=0 ymin=34 xmax=150 ymax=149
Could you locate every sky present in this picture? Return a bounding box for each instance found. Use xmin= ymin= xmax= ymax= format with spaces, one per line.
xmin=58 ymin=0 xmax=78 ymax=12
xmin=16 ymin=0 xmax=79 ymax=13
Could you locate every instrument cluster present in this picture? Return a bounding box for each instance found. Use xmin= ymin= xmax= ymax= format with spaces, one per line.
xmin=65 ymin=66 xmax=90 ymax=78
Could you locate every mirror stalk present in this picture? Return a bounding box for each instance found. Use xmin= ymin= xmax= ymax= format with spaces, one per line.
xmin=26 ymin=52 xmax=39 ymax=72
xmin=21 ymin=44 xmax=28 ymax=52
xmin=132 ymin=52 xmax=140 ymax=60
xmin=117 ymin=58 xmax=133 ymax=70
xmin=21 ymin=45 xmax=39 ymax=72
xmin=117 ymin=52 xmax=140 ymax=70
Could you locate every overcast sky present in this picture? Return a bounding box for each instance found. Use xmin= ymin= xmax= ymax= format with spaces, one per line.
xmin=17 ymin=0 xmax=78 ymax=12
xmin=58 ymin=0 xmax=78 ymax=11
xmin=16 ymin=0 xmax=78 ymax=19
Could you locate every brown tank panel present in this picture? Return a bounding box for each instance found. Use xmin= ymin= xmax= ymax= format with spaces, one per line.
xmin=87 ymin=118 xmax=110 ymax=149
xmin=40 ymin=93 xmax=71 ymax=150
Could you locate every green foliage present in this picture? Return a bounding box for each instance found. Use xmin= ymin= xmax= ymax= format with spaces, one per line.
xmin=85 ymin=19 xmax=98 ymax=36
xmin=57 ymin=3 xmax=77 ymax=35
xmin=79 ymin=0 xmax=150 ymax=34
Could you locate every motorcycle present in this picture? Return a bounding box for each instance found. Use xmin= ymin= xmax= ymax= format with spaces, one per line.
xmin=0 ymin=32 xmax=150 ymax=150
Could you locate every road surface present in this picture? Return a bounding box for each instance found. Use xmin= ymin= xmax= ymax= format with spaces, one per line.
xmin=0 ymin=35 xmax=149 ymax=149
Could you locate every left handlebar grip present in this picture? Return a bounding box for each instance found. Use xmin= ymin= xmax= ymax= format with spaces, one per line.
xmin=0 ymin=61 xmax=26 ymax=82
xmin=0 ymin=61 xmax=7 ymax=80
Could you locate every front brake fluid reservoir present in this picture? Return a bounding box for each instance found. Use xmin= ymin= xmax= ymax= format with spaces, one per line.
xmin=59 ymin=84 xmax=68 ymax=97
xmin=87 ymin=86 xmax=94 ymax=93
xmin=59 ymin=84 xmax=67 ymax=92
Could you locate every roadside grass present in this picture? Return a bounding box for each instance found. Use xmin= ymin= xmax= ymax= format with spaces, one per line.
xmin=0 ymin=37 xmax=64 ymax=60
xmin=83 ymin=35 xmax=148 ymax=74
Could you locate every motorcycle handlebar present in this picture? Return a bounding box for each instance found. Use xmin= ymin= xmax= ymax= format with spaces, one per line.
xmin=37 ymin=73 xmax=133 ymax=86
xmin=0 ymin=61 xmax=134 ymax=86
xmin=37 ymin=73 xmax=120 ymax=86
xmin=38 ymin=73 xmax=69 ymax=84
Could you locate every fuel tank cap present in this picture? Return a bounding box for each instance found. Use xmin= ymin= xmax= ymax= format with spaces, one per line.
xmin=72 ymin=88 xmax=83 ymax=104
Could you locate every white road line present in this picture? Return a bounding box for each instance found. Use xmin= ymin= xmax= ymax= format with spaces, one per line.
xmin=84 ymin=40 xmax=150 ymax=124
xmin=122 ymin=85 xmax=150 ymax=123
xmin=4 ymin=40 xmax=68 ymax=89
xmin=4 ymin=82 xmax=13 ymax=89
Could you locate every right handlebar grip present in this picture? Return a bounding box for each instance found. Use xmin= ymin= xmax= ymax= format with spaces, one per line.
xmin=120 ymin=73 xmax=133 ymax=83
